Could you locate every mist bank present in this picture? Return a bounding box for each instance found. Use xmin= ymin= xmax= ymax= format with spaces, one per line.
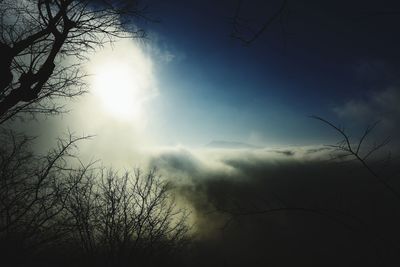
xmin=147 ymin=146 xmax=400 ymax=266
xmin=2 ymin=124 xmax=400 ymax=266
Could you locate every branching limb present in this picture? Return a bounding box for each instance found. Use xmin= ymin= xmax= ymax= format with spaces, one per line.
xmin=311 ymin=115 xmax=399 ymax=202
xmin=230 ymin=0 xmax=288 ymax=45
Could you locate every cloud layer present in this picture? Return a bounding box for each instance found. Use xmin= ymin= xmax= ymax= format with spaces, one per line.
xmin=334 ymin=87 xmax=400 ymax=144
xmin=148 ymin=146 xmax=400 ymax=266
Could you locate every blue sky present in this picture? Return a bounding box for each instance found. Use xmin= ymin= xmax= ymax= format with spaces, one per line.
xmin=13 ymin=0 xmax=400 ymax=156
xmin=136 ymin=0 xmax=400 ymax=146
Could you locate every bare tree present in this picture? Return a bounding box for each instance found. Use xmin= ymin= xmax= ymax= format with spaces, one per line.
xmin=0 ymin=128 xmax=190 ymax=265
xmin=0 ymin=128 xmax=94 ymax=261
xmin=0 ymin=0 xmax=146 ymax=123
xmin=65 ymin=167 xmax=190 ymax=265
xmin=64 ymin=167 xmax=99 ymax=256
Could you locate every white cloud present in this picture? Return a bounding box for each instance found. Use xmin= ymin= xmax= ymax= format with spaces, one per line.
xmin=334 ymin=87 xmax=400 ymax=125
xmin=333 ymin=100 xmax=371 ymax=121
xmin=141 ymin=31 xmax=186 ymax=64
xmin=332 ymin=87 xmax=400 ymax=149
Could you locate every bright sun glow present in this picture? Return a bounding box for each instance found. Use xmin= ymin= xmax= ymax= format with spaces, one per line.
xmin=89 ymin=39 xmax=157 ymax=121
xmin=92 ymin=61 xmax=141 ymax=118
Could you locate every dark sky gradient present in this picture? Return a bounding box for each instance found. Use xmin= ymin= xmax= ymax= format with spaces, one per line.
xmin=135 ymin=0 xmax=400 ymax=146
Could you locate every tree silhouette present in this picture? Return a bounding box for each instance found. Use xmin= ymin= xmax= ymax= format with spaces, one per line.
xmin=0 ymin=129 xmax=190 ymax=266
xmin=0 ymin=0 xmax=146 ymax=123
xmin=66 ymin=168 xmax=190 ymax=265
xmin=0 ymin=129 xmax=93 ymax=262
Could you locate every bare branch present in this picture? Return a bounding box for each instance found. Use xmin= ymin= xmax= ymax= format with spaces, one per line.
xmin=311 ymin=115 xmax=399 ymax=201
xmin=230 ymin=0 xmax=288 ymax=45
xmin=0 ymin=0 xmax=147 ymax=123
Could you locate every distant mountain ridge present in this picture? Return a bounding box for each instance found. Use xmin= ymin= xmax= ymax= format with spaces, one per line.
xmin=205 ymin=140 xmax=261 ymax=149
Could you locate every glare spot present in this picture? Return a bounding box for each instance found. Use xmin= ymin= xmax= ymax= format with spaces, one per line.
xmin=88 ymin=39 xmax=157 ymax=121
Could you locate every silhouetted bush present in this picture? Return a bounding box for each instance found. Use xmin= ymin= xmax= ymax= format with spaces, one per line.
xmin=0 ymin=129 xmax=190 ymax=267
